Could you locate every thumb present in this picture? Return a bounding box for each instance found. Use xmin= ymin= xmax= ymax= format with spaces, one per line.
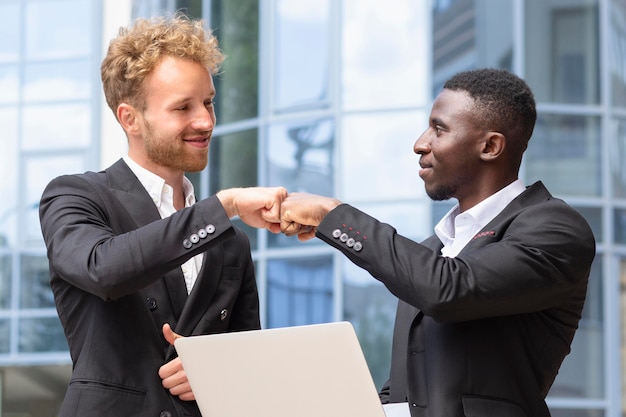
xmin=162 ymin=323 xmax=184 ymax=346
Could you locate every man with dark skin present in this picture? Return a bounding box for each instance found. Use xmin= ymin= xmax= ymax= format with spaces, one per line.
xmin=279 ymin=68 xmax=596 ymax=417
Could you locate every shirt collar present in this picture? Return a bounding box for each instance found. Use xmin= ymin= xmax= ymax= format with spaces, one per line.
xmin=123 ymin=155 xmax=196 ymax=209
xmin=435 ymin=179 xmax=526 ymax=246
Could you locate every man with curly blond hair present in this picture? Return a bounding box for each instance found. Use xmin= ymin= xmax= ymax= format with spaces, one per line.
xmin=40 ymin=14 xmax=285 ymax=417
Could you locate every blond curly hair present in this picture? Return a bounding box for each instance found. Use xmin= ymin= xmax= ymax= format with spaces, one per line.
xmin=101 ymin=14 xmax=225 ymax=116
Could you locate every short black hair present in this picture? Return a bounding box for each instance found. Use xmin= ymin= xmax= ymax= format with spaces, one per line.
xmin=444 ymin=68 xmax=537 ymax=149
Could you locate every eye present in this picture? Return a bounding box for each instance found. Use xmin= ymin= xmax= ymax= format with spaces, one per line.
xmin=205 ymin=99 xmax=216 ymax=108
xmin=175 ymin=105 xmax=188 ymax=111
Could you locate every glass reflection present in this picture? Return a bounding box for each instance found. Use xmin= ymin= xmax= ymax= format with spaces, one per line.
xmin=525 ymin=114 xmax=601 ymax=197
xmin=209 ymin=129 xmax=258 ymax=192
xmin=23 ymin=60 xmax=91 ymax=102
xmin=343 ymin=0 xmax=428 ymax=110
xmin=611 ymin=0 xmax=626 ymax=106
xmin=20 ymin=255 xmax=53 ymax=309
xmin=22 ymin=104 xmax=91 ymax=151
xmin=525 ymin=0 xmax=599 ymax=104
xmin=19 ymin=317 xmax=68 ymax=353
xmin=0 ymin=255 xmax=11 ymax=308
xmin=615 ymin=209 xmax=626 ymax=245
xmin=25 ymin=0 xmax=92 ymax=59
xmin=610 ymin=118 xmax=626 ymax=198
xmin=0 ymin=108 xmax=18 ymax=247
xmin=210 ymin=0 xmax=259 ymax=123
xmin=0 ymin=320 xmax=8 ymax=353
xmin=0 ymin=65 xmax=18 ymax=103
xmin=266 ymin=256 xmax=333 ymax=328
xmin=274 ymin=0 xmax=330 ymax=112
xmin=549 ymin=259 xmax=603 ymax=399
xmin=0 ymin=1 xmax=19 ymax=61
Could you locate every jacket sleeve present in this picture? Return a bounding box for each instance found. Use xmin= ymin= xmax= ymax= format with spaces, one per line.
xmin=315 ymin=201 xmax=596 ymax=323
xmin=39 ymin=174 xmax=236 ymax=301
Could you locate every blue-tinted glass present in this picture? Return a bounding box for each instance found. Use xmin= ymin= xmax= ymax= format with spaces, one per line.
xmin=19 ymin=317 xmax=68 ymax=353
xmin=22 ymin=104 xmax=91 ymax=151
xmin=0 ymin=1 xmax=19 ymax=61
xmin=615 ymin=209 xmax=626 ymax=245
xmin=549 ymin=258 xmax=603 ymax=398
xmin=610 ymin=118 xmax=626 ymax=198
xmin=343 ymin=0 xmax=428 ymax=110
xmin=209 ymin=128 xmax=258 ymax=191
xmin=343 ymin=260 xmax=396 ymax=390
xmin=573 ymin=206 xmax=602 ymax=243
xmin=0 ymin=65 xmax=19 ymax=103
xmin=210 ymin=0 xmax=259 ymax=123
xmin=549 ymin=410 xmax=604 ymax=417
xmin=0 ymin=108 xmax=18 ymax=247
xmin=525 ymin=0 xmax=599 ymax=104
xmin=23 ymin=60 xmax=91 ymax=102
xmin=266 ymin=256 xmax=333 ymax=328
xmin=611 ymin=0 xmax=626 ymax=107
xmin=0 ymin=319 xmax=8 ymax=353
xmin=20 ymin=255 xmax=53 ymax=309
xmin=0 ymin=255 xmax=11 ymax=308
xmin=340 ymin=111 xmax=425 ymax=203
xmin=274 ymin=0 xmax=329 ymax=112
xmin=525 ymin=114 xmax=601 ymax=197
xmin=25 ymin=0 xmax=93 ymax=59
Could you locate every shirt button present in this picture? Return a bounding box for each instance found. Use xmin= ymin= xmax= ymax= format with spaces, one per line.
xmin=206 ymin=224 xmax=216 ymax=234
xmin=346 ymin=238 xmax=355 ymax=247
xmin=354 ymin=242 xmax=363 ymax=252
xmin=220 ymin=309 xmax=228 ymax=321
xmin=339 ymin=233 xmax=349 ymax=242
xmin=182 ymin=239 xmax=192 ymax=249
xmin=332 ymin=229 xmax=342 ymax=238
xmin=190 ymin=233 xmax=200 ymax=244
xmin=198 ymin=229 xmax=208 ymax=239
xmin=146 ymin=298 xmax=158 ymax=311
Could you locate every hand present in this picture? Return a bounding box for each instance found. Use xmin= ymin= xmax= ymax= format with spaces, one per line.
xmin=217 ymin=187 xmax=288 ymax=233
xmin=159 ymin=324 xmax=195 ymax=401
xmin=280 ymin=193 xmax=341 ymax=241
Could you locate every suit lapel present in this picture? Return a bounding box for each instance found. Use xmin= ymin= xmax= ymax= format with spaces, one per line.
xmin=175 ymin=243 xmax=224 ymax=337
xmin=105 ymin=159 xmax=188 ymax=318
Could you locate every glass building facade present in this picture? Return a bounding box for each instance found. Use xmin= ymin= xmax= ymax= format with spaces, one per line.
xmin=0 ymin=0 xmax=624 ymax=416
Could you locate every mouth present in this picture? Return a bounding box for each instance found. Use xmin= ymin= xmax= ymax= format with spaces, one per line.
xmin=184 ymin=136 xmax=210 ymax=148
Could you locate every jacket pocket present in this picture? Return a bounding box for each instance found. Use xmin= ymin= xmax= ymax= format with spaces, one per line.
xmin=60 ymin=379 xmax=148 ymax=416
xmin=462 ymin=395 xmax=528 ymax=417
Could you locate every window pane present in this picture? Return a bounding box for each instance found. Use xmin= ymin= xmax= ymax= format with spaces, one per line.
xmin=0 ymin=65 xmax=19 ymax=103
xmin=342 ymin=0 xmax=428 ymax=110
xmin=550 ymin=410 xmax=604 ymax=417
xmin=0 ymin=108 xmax=18 ymax=248
xmin=340 ymin=111 xmax=426 ymax=202
xmin=210 ymin=0 xmax=259 ymax=123
xmin=343 ymin=260 xmax=396 ymax=390
xmin=273 ymin=0 xmax=330 ymax=112
xmin=549 ymin=258 xmax=603 ymax=398
xmin=266 ymin=118 xmax=334 ymax=195
xmin=615 ymin=209 xmax=626 ymax=245
xmin=610 ymin=0 xmax=626 ymax=107
xmin=525 ymin=114 xmax=601 ymax=197
xmin=0 ymin=1 xmax=19 ymax=61
xmin=209 ymin=129 xmax=258 ymax=192
xmin=574 ymin=206 xmax=602 ymax=243
xmin=25 ymin=0 xmax=93 ymax=59
xmin=0 ymin=255 xmax=11 ymax=309
xmin=620 ymin=257 xmax=626 ymax=413
xmin=0 ymin=320 xmax=9 ymax=353
xmin=525 ymin=0 xmax=599 ymax=104
xmin=19 ymin=317 xmax=67 ymax=353
xmin=23 ymin=60 xmax=91 ymax=102
xmin=266 ymin=256 xmax=333 ymax=328
xmin=20 ymin=255 xmax=53 ymax=309
xmin=22 ymin=104 xmax=91 ymax=151
xmin=610 ymin=118 xmax=626 ymax=198
xmin=432 ymin=0 xmax=514 ymax=94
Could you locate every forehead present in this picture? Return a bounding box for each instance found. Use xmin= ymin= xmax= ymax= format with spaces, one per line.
xmin=430 ymin=89 xmax=476 ymax=122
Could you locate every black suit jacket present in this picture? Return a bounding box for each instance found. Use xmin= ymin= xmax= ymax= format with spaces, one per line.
xmin=315 ymin=182 xmax=595 ymax=417
xmin=39 ymin=159 xmax=260 ymax=417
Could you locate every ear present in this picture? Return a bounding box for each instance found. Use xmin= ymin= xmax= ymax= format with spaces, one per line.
xmin=479 ymin=131 xmax=505 ymax=162
xmin=117 ymin=103 xmax=141 ymax=136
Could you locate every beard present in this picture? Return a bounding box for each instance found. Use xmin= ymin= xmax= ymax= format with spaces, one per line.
xmin=426 ymin=184 xmax=457 ymax=201
xmin=143 ymin=119 xmax=208 ymax=173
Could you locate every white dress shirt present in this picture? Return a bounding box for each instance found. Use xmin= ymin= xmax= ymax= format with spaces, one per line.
xmin=435 ymin=179 xmax=526 ymax=258
xmin=123 ymin=156 xmax=203 ymax=294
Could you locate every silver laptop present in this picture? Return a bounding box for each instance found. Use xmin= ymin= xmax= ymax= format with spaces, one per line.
xmin=175 ymin=321 xmax=387 ymax=417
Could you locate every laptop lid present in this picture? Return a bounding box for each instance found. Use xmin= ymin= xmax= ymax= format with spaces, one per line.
xmin=175 ymin=321 xmax=387 ymax=417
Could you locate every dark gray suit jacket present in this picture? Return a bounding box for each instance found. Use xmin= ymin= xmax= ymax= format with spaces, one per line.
xmin=39 ymin=159 xmax=260 ymax=417
xmin=315 ymin=182 xmax=595 ymax=417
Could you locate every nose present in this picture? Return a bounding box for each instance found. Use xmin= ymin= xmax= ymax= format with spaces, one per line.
xmin=413 ymin=129 xmax=430 ymax=155
xmin=192 ymin=106 xmax=215 ymax=131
